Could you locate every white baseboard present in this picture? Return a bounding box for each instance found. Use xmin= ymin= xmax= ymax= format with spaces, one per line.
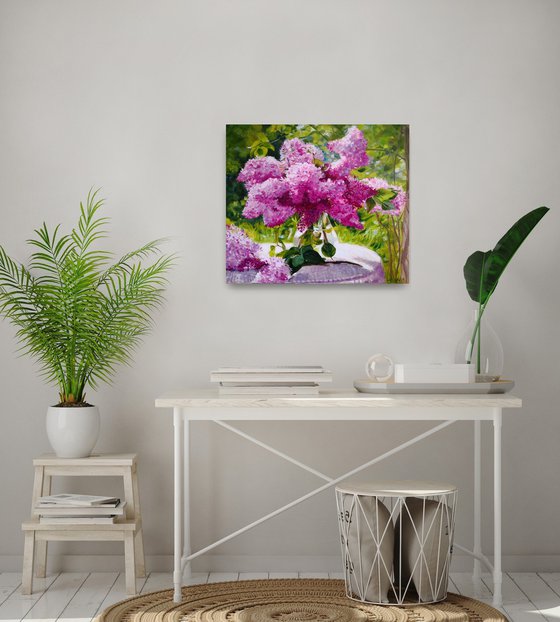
xmin=1 ymin=554 xmax=560 ymax=573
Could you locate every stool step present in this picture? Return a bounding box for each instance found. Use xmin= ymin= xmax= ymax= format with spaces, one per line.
xmin=22 ymin=519 xmax=138 ymax=531
xmin=33 ymin=453 xmax=137 ymax=466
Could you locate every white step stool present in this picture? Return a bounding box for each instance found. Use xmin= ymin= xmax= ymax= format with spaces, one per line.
xmin=21 ymin=453 xmax=145 ymax=595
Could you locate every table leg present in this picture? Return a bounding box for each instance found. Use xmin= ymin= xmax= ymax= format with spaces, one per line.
xmin=173 ymin=407 xmax=184 ymax=603
xmin=473 ymin=420 xmax=482 ymax=584
xmin=183 ymin=418 xmax=192 ymax=578
xmin=493 ymin=409 xmax=502 ymax=607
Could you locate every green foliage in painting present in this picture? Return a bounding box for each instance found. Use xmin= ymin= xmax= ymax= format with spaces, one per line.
xmin=280 ymin=244 xmax=326 ymax=275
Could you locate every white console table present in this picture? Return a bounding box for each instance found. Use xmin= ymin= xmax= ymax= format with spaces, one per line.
xmin=155 ymin=389 xmax=522 ymax=606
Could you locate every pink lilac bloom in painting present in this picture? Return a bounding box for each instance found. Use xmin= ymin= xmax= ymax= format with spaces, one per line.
xmin=225 ymin=226 xmax=291 ymax=283
xmin=226 ymin=125 xmax=409 ymax=284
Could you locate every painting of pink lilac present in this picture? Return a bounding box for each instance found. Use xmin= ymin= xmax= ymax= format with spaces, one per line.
xmin=226 ymin=124 xmax=409 ymax=284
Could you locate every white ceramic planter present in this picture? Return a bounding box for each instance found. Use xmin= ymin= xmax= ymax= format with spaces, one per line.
xmin=46 ymin=405 xmax=100 ymax=458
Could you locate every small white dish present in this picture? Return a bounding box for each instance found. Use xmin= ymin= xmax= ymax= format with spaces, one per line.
xmin=353 ymin=379 xmax=515 ymax=394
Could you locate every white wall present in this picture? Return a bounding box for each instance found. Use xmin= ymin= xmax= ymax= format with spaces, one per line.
xmin=0 ymin=0 xmax=559 ymax=572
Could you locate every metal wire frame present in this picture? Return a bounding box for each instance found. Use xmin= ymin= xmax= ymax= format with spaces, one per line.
xmin=336 ymin=488 xmax=458 ymax=605
xmin=169 ymin=409 xmax=506 ymax=606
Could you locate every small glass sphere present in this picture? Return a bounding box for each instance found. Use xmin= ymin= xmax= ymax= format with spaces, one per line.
xmin=365 ymin=354 xmax=394 ymax=382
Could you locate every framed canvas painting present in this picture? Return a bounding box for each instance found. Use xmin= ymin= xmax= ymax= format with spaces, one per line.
xmin=226 ymin=124 xmax=409 ymax=284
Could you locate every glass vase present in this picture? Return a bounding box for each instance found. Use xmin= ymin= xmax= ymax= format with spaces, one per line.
xmin=455 ymin=309 xmax=504 ymax=382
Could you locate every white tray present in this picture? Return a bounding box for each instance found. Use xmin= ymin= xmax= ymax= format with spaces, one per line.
xmin=353 ymin=379 xmax=515 ymax=394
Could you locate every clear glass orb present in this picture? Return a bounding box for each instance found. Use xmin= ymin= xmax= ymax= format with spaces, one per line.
xmin=365 ymin=353 xmax=394 ymax=382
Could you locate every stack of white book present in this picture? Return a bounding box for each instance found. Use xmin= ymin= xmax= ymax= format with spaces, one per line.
xmin=211 ymin=366 xmax=333 ymax=395
xmin=34 ymin=493 xmax=126 ymax=525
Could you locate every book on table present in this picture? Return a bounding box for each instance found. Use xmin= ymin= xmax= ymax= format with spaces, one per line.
xmin=219 ymin=385 xmax=319 ymax=395
xmin=217 ymin=366 xmax=325 ymax=373
xmin=211 ymin=366 xmax=332 ymax=395
xmin=211 ymin=366 xmax=332 ymax=387
xmin=211 ymin=372 xmax=332 ymax=383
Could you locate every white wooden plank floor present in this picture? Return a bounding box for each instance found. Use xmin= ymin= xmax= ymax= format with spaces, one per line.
xmin=0 ymin=571 xmax=558 ymax=622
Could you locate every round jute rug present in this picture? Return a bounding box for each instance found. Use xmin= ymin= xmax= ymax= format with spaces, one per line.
xmin=95 ymin=579 xmax=506 ymax=622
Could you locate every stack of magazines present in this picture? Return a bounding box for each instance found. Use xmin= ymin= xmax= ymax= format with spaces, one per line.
xmin=34 ymin=493 xmax=126 ymax=525
xmin=210 ymin=366 xmax=332 ymax=395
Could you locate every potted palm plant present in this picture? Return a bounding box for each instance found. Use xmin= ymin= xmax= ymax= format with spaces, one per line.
xmin=0 ymin=190 xmax=174 ymax=457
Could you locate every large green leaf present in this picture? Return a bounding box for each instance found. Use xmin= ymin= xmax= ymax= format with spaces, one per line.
xmin=464 ymin=250 xmax=492 ymax=303
xmin=464 ymin=206 xmax=549 ymax=304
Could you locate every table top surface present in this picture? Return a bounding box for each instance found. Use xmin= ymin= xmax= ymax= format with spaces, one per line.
xmin=155 ymin=388 xmax=522 ymax=409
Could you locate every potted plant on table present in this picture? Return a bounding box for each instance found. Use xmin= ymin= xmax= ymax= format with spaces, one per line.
xmin=0 ymin=190 xmax=174 ymax=457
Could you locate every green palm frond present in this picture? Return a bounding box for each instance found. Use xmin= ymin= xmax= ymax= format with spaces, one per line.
xmin=0 ymin=190 xmax=175 ymax=405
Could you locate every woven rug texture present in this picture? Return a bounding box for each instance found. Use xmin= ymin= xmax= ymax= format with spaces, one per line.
xmin=95 ymin=579 xmax=506 ymax=622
